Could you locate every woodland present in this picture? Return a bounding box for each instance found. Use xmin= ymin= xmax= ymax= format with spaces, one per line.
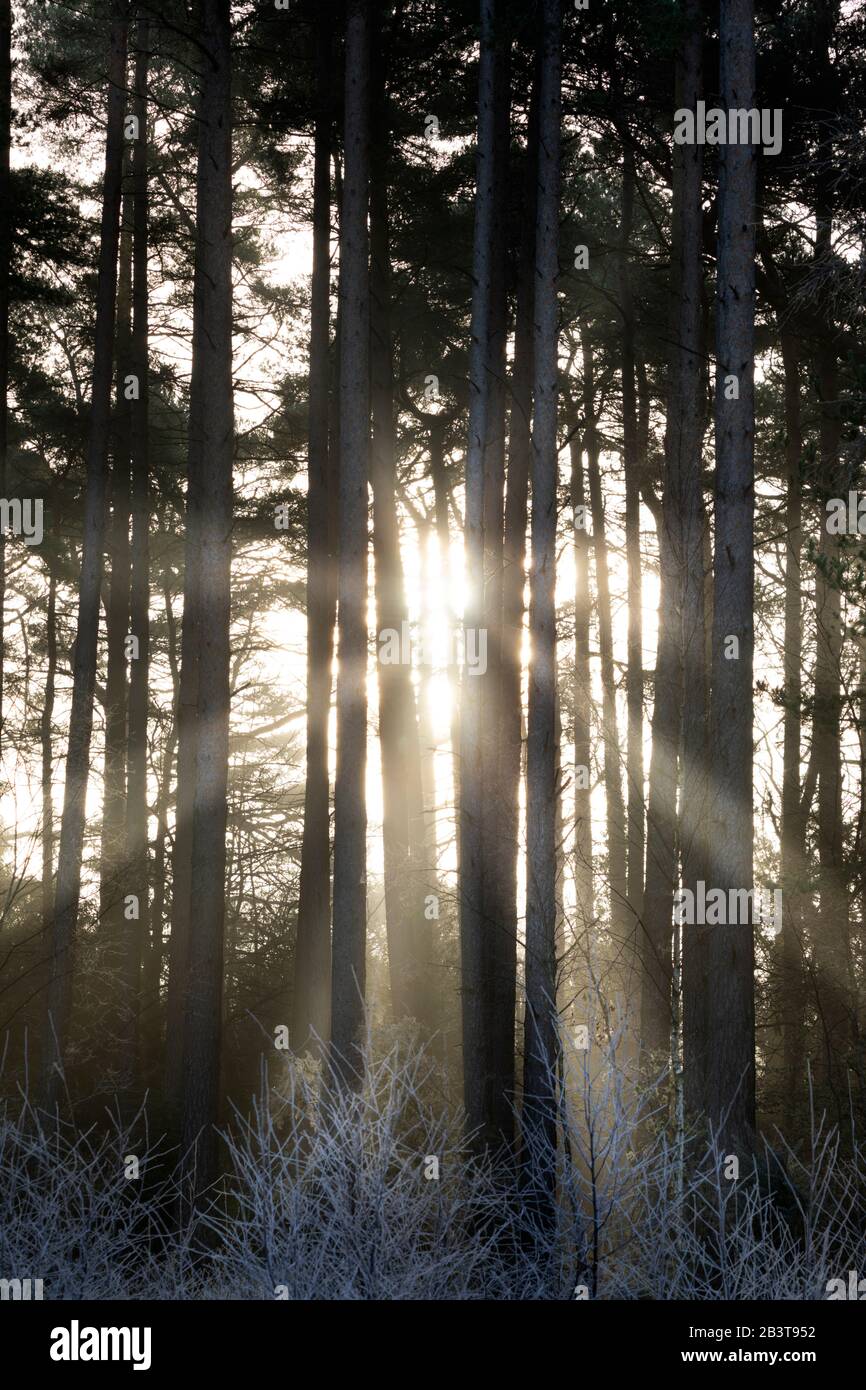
xmin=1 ymin=0 xmax=866 ymax=1301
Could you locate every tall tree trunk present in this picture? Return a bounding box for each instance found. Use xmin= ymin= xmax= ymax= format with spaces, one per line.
xmin=479 ymin=12 xmax=513 ymax=1146
xmin=329 ymin=0 xmax=371 ymax=1090
xmin=571 ymin=437 xmax=593 ymax=937
xmin=678 ymin=0 xmax=712 ymax=1120
xmin=703 ymin=0 xmax=757 ymax=1153
xmin=124 ymin=17 xmax=151 ymax=1083
xmin=145 ymin=589 xmax=179 ymax=1083
xmin=292 ymin=13 xmax=335 ymax=1055
xmin=0 ymin=0 xmax=10 ymax=749
xmin=42 ymin=572 xmax=57 ymax=931
xmin=177 ymin=0 xmax=234 ymax=1190
xmin=553 ymin=688 xmax=566 ymax=1000
xmin=101 ymin=181 xmax=132 ymax=1081
xmin=164 ymin=586 xmax=199 ymax=1114
xmin=460 ymin=0 xmax=497 ymax=1145
xmin=496 ymin=46 xmax=539 ymax=1155
xmin=429 ymin=418 xmax=461 ymax=777
xmin=369 ymin=11 xmax=430 ymax=1030
xmin=778 ymin=333 xmax=805 ymax=1133
xmin=618 ymin=145 xmax=644 ymax=969
xmin=645 ymin=0 xmax=704 ymax=1061
xmin=44 ymin=2 xmax=129 ymax=1106
xmin=164 ymin=600 xmax=200 ymax=1115
xmin=641 ymin=496 xmax=682 ymax=1058
xmin=858 ymin=635 xmax=866 ymax=1057
xmin=813 ymin=226 xmax=850 ymax=1103
xmin=500 ymin=74 xmax=538 ymax=984
xmin=522 ymin=0 xmax=561 ymax=1215
xmin=809 ymin=0 xmax=849 ymax=1096
xmin=415 ymin=512 xmax=441 ymax=1001
xmin=583 ymin=329 xmax=629 ymax=961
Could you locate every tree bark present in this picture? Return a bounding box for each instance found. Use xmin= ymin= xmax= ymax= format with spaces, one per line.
xmin=292 ymin=13 xmax=335 ymax=1056
xmin=641 ymin=498 xmax=682 ymax=1057
xmin=429 ymin=418 xmax=461 ymax=776
xmin=329 ymin=0 xmax=371 ymax=1090
xmin=415 ymin=510 xmax=441 ymax=1002
xmin=571 ymin=437 xmax=593 ymax=937
xmin=101 ymin=179 xmax=132 ymax=1081
xmin=618 ymin=146 xmax=645 ymax=971
xmin=778 ymin=333 xmax=805 ymax=1133
xmin=678 ymin=0 xmax=712 ymax=1119
xmin=369 ymin=11 xmax=430 ymax=1030
xmin=177 ymin=0 xmax=234 ymax=1190
xmin=479 ymin=11 xmax=513 ymax=1146
xmin=500 ymin=75 xmax=538 ymax=964
xmin=813 ymin=236 xmax=851 ymax=1104
xmin=0 ymin=0 xmax=10 ymax=750
xmin=460 ymin=0 xmax=497 ymax=1145
xmin=164 ymin=565 xmax=200 ymax=1113
xmin=44 ymin=2 xmax=129 ymax=1106
xmin=495 ymin=48 xmax=539 ymax=1155
xmin=702 ymin=0 xmax=757 ymax=1153
xmin=145 ymin=590 xmax=178 ymax=1082
xmin=42 ymin=572 xmax=57 ymax=931
xmin=124 ymin=17 xmax=151 ymax=1084
xmin=522 ymin=0 xmax=561 ymax=1214
xmin=583 ymin=329 xmax=629 ymax=960
xmin=645 ymin=0 xmax=705 ymax=1061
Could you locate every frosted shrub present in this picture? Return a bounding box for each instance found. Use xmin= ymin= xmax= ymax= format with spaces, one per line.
xmin=202 ymin=1041 xmax=542 ymax=1300
xmin=0 ymin=1092 xmax=194 ymax=1299
xmin=1 ymin=1038 xmax=864 ymax=1299
xmin=546 ymin=1028 xmax=866 ymax=1300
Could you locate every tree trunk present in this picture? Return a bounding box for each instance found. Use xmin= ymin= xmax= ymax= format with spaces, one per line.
xmin=583 ymin=329 xmax=629 ymax=961
xmin=522 ymin=0 xmax=561 ymax=1215
xmin=415 ymin=511 xmax=441 ymax=1005
xmin=702 ymin=0 xmax=757 ymax=1153
xmin=500 ymin=74 xmax=538 ymax=963
xmin=778 ymin=333 xmax=805 ymax=1133
xmin=177 ymin=0 xmax=234 ymax=1190
xmin=124 ymin=17 xmax=151 ymax=1084
xmin=42 ymin=572 xmax=57 ymax=931
xmin=496 ymin=46 xmax=539 ymax=1154
xmin=813 ymin=237 xmax=851 ymax=1104
xmin=677 ymin=0 xmax=712 ymax=1121
xmin=571 ymin=437 xmax=593 ymax=938
xmin=641 ymin=497 xmax=682 ymax=1058
xmin=329 ymin=0 xmax=371 ymax=1090
xmin=479 ymin=12 xmax=513 ymax=1146
xmin=0 ymin=0 xmax=10 ymax=749
xmin=369 ymin=13 xmax=430 ymax=1030
xmin=858 ymin=636 xmax=866 ymax=1057
xmin=145 ymin=589 xmax=179 ymax=1083
xmin=645 ymin=0 xmax=705 ymax=1062
xmin=618 ymin=146 xmax=645 ymax=967
xmin=164 ymin=577 xmax=199 ymax=1114
xmin=460 ymin=0 xmax=497 ymax=1145
xmin=292 ymin=13 xmax=335 ymax=1056
xmin=44 ymin=2 xmax=129 ymax=1106
xmin=101 ymin=181 xmax=132 ymax=1082
xmin=429 ymin=419 xmax=461 ymax=778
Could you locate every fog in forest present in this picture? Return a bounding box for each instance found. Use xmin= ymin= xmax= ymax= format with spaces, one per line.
xmin=1 ymin=0 xmax=866 ymax=1311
